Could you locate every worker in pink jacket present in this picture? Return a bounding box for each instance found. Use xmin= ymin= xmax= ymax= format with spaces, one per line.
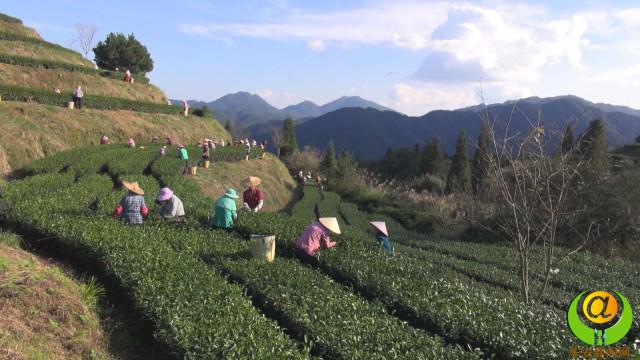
xmin=295 ymin=217 xmax=340 ymax=265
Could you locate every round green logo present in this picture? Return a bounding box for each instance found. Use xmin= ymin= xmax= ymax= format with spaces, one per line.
xmin=567 ymin=290 xmax=633 ymax=345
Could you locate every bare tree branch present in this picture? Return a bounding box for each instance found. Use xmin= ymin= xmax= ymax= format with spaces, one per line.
xmin=480 ymin=98 xmax=587 ymax=304
xmin=74 ymin=23 xmax=98 ymax=59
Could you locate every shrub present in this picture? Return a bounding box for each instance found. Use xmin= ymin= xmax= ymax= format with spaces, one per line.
xmin=191 ymin=106 xmax=212 ymax=118
xmin=408 ymin=174 xmax=446 ymax=194
xmin=285 ymin=146 xmax=322 ymax=173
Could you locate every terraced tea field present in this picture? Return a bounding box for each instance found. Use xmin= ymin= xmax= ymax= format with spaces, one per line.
xmin=1 ymin=145 xmax=638 ymax=359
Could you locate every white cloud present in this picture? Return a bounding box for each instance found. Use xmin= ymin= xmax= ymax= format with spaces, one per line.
xmin=615 ymin=8 xmax=640 ymax=28
xmin=180 ymin=1 xmax=450 ymax=49
xmin=387 ymin=82 xmax=476 ymax=116
xmin=180 ymin=1 xmax=596 ymax=86
xmin=429 ymin=6 xmax=590 ymax=82
xmin=258 ymin=89 xmax=301 ymax=108
xmin=308 ymin=39 xmax=326 ymax=52
xmin=587 ymin=65 xmax=640 ymax=83
xmin=386 ymin=81 xmax=537 ymax=116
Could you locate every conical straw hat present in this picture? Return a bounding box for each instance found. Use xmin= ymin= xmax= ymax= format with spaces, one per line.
xmin=369 ymin=221 xmax=388 ymax=237
xmin=243 ymin=176 xmax=262 ymax=187
xmin=319 ymin=217 xmax=341 ymax=234
xmin=122 ymin=181 xmax=144 ymax=195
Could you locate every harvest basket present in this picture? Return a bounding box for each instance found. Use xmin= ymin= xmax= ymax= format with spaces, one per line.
xmin=250 ymin=234 xmax=275 ymax=262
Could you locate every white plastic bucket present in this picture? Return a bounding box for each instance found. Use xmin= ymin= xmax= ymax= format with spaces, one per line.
xmin=250 ymin=235 xmax=275 ymax=262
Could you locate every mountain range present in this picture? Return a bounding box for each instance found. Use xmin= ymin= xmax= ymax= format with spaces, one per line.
xmin=291 ymin=95 xmax=640 ymax=160
xmin=176 ymin=92 xmax=640 ymax=161
xmin=171 ymin=92 xmax=391 ymax=126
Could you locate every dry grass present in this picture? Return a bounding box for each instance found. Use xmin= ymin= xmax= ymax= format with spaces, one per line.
xmin=190 ymin=154 xmax=297 ymax=212
xmin=0 ymin=102 xmax=230 ymax=174
xmin=0 ymin=41 xmax=93 ymax=67
xmin=0 ymin=244 xmax=110 ymax=359
xmin=0 ymin=21 xmax=40 ymax=39
xmin=0 ymin=63 xmax=168 ymax=103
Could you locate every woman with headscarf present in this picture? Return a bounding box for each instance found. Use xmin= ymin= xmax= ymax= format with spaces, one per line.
xmin=113 ymin=181 xmax=148 ymax=225
xmin=211 ymin=188 xmax=239 ymax=229
xmin=295 ymin=217 xmax=340 ymax=265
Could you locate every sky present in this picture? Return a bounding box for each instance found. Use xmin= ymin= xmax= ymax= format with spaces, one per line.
xmin=5 ymin=0 xmax=640 ymax=116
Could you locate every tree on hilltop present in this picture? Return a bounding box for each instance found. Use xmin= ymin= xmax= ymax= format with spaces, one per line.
xmin=577 ymin=118 xmax=609 ymax=181
xmin=421 ymin=137 xmax=444 ymax=176
xmin=279 ymin=117 xmax=298 ymax=158
xmin=446 ymin=130 xmax=472 ymax=194
xmin=320 ymin=140 xmax=338 ymax=181
xmin=560 ymin=123 xmax=574 ymax=155
xmin=471 ymin=120 xmax=491 ymax=194
xmin=93 ymin=32 xmax=154 ymax=73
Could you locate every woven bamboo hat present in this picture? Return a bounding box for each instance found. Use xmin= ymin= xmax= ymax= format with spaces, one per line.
xmin=319 ymin=217 xmax=341 ymax=234
xmin=243 ymin=176 xmax=262 ymax=188
xmin=369 ymin=221 xmax=388 ymax=237
xmin=122 ymin=181 xmax=144 ymax=195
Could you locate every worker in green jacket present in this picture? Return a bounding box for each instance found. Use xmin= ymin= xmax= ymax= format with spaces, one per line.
xmin=178 ymin=144 xmax=189 ymax=175
xmin=211 ymin=188 xmax=238 ymax=229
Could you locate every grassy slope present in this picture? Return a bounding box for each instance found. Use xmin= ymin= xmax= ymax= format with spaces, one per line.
xmin=0 ymin=21 xmax=40 ymax=39
xmin=0 ymin=40 xmax=94 ymax=67
xmin=0 ymin=102 xmax=229 ymax=174
xmin=190 ymin=154 xmax=297 ymax=212
xmin=0 ymin=242 xmax=110 ymax=359
xmin=0 ymin=17 xmax=166 ymax=103
xmin=0 ymin=63 xmax=167 ymax=103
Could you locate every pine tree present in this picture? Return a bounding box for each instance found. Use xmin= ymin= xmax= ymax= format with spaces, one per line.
xmin=446 ymin=130 xmax=472 ymax=194
xmin=320 ymin=140 xmax=338 ymax=180
xmin=471 ymin=120 xmax=491 ymax=194
xmin=560 ymin=123 xmax=574 ymax=154
xmin=578 ymin=118 xmax=609 ymax=180
xmin=421 ymin=137 xmax=444 ymax=175
xmin=280 ymin=117 xmax=299 ymax=157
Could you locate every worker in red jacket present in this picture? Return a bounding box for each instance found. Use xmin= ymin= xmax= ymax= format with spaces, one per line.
xmin=242 ymin=176 xmax=264 ymax=212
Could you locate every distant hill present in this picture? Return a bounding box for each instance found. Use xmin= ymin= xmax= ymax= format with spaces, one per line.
xmin=294 ymin=96 xmax=640 ymax=161
xmin=319 ymin=96 xmax=391 ymax=113
xmin=171 ymin=93 xmax=393 ymax=127
xmin=281 ymin=100 xmax=322 ymax=119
